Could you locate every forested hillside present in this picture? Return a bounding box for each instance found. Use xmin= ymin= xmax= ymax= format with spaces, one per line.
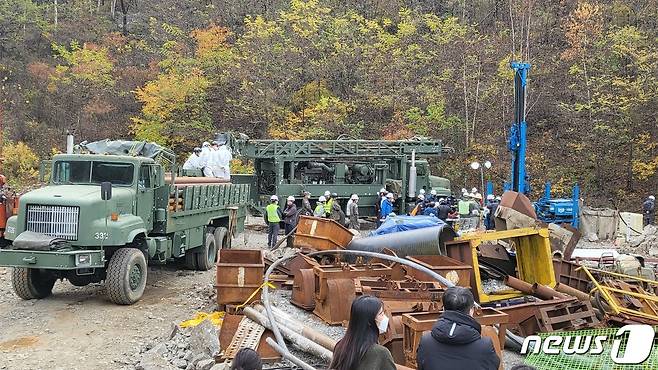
xmin=1 ymin=0 xmax=657 ymax=208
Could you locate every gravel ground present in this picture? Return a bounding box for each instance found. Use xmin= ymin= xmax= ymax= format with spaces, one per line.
xmin=0 ymin=220 xmax=527 ymax=369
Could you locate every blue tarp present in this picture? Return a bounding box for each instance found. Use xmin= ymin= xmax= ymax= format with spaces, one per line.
xmin=370 ymin=215 xmax=446 ymax=236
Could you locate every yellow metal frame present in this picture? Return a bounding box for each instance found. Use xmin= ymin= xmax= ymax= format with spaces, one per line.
xmin=457 ymin=227 xmax=556 ymax=303
xmin=577 ymin=265 xmax=658 ymax=322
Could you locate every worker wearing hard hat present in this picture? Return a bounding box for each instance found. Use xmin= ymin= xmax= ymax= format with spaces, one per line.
xmin=380 ymin=193 xmax=394 ymax=223
xmin=375 ymin=188 xmax=387 ymax=226
xmin=323 ymin=190 xmax=333 ymax=217
xmin=458 ymin=194 xmax=471 ymax=218
xmin=484 ymin=194 xmax=499 ymax=230
xmin=428 ymin=189 xmax=438 ymax=203
xmin=300 ymin=191 xmax=313 ymax=216
xmin=265 ymin=195 xmax=283 ymax=249
xmin=330 ymin=193 xmax=345 ymax=225
xmin=314 ymin=196 xmax=327 ymax=217
xmin=472 ymin=187 xmax=483 ymax=206
xmin=283 ymin=196 xmax=298 ymax=248
xmin=644 ymin=195 xmax=656 ymax=226
xmin=347 ymin=194 xmax=360 ymax=230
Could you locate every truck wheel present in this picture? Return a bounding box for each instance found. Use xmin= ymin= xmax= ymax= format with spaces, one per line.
xmin=196 ymin=233 xmax=217 ymax=271
xmin=11 ymin=268 xmax=56 ymax=300
xmin=214 ymin=227 xmax=229 ymax=250
xmin=106 ymin=248 xmax=147 ymax=305
xmin=184 ymin=249 xmax=198 ymax=270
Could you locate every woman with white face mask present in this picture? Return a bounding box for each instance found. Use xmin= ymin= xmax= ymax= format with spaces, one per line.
xmin=329 ymin=295 xmax=396 ymax=370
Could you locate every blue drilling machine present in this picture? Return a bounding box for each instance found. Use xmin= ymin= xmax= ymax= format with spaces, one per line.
xmin=494 ymin=62 xmax=580 ymax=228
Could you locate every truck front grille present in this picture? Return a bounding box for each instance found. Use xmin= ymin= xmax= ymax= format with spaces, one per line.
xmin=26 ymin=205 xmax=80 ymax=241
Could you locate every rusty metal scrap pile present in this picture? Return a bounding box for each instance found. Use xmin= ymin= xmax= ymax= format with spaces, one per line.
xmin=210 ymin=196 xmax=658 ymax=369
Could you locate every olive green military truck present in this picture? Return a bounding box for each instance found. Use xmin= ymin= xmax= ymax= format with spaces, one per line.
xmin=0 ymin=140 xmax=249 ymax=304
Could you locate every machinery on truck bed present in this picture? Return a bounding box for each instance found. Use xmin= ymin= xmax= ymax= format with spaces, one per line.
xmin=227 ymin=134 xmax=453 ymax=216
xmin=0 ymin=139 xmax=249 ymax=304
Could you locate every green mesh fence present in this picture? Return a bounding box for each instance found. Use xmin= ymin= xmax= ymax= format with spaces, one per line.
xmin=523 ymin=327 xmax=658 ymax=370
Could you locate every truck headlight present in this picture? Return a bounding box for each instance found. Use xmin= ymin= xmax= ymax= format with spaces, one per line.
xmin=76 ymin=254 xmax=91 ymax=266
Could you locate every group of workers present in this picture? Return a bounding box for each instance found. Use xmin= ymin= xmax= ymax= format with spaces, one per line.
xmin=409 ymin=187 xmax=501 ymax=230
xmin=182 ymin=140 xmax=233 ymax=180
xmin=264 ymin=190 xmax=363 ymax=249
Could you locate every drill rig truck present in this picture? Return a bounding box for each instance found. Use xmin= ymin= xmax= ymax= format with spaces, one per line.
xmin=227 ymin=134 xmax=453 ymax=216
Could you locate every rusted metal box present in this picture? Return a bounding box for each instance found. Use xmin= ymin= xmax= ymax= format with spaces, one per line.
xmin=294 ymin=215 xmax=353 ymax=250
xmin=313 ymin=263 xmax=394 ymax=324
xmin=402 ymin=308 xmax=508 ymax=369
xmin=216 ymin=249 xmax=264 ymax=305
xmin=405 ymin=255 xmax=472 ymax=287
xmin=552 ymin=258 xmax=590 ymax=293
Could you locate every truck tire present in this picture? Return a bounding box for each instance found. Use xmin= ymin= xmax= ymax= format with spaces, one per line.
xmin=106 ymin=248 xmax=147 ymax=305
xmin=11 ymin=268 xmax=56 ymax=300
xmin=184 ymin=249 xmax=198 ymax=270
xmin=196 ymin=233 xmax=217 ymax=271
xmin=214 ymin=227 xmax=229 ymax=250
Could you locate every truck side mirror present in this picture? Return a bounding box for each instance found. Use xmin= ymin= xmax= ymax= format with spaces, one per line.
xmin=101 ymin=182 xmax=112 ymax=200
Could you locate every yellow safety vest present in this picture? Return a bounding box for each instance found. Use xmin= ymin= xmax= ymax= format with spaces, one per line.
xmin=266 ymin=203 xmax=281 ymax=223
xmin=458 ymin=200 xmax=470 ymax=215
xmin=325 ymin=198 xmax=334 ymax=214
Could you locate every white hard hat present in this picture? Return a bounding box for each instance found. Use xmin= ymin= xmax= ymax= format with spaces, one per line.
xmin=419 ymin=189 xmax=426 ymax=195
xmin=487 ymin=194 xmax=495 ymax=200
xmin=202 ymin=141 xmax=210 ymax=147
xmin=351 ymin=194 xmax=359 ymax=200
xmin=270 ymin=195 xmax=278 ymax=201
xmin=418 ymin=194 xmax=425 ymax=200
xmin=380 ymin=188 xmax=387 ymax=193
xmin=287 ymin=196 xmax=295 ymax=202
xmin=650 ymin=195 xmax=656 ymax=201
xmin=386 ymin=193 xmax=394 ymax=199
xmin=430 ymin=189 xmax=437 ymax=195
xmin=495 ymin=196 xmax=502 ymax=201
xmin=469 ymin=193 xmax=475 ymax=198
xmin=324 ymin=190 xmax=331 ymax=197
xmin=318 ymin=196 xmax=327 ymax=202
xmin=472 ymin=187 xmax=478 ymax=193
xmin=461 ymin=188 xmax=467 ymax=194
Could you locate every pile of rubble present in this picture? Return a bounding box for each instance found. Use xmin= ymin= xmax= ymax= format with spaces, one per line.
xmin=134 ymin=321 xmax=221 ymax=370
xmin=627 ymin=225 xmax=658 ymax=256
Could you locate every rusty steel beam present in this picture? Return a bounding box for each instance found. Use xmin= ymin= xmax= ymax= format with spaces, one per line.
xmin=244 ymin=307 xmax=333 ymax=362
xmin=555 ymin=282 xmax=591 ymax=302
xmin=254 ymin=305 xmax=337 ymax=351
xmin=504 ymin=275 xmax=534 ymax=295
xmin=532 ymin=283 xmax=568 ymax=300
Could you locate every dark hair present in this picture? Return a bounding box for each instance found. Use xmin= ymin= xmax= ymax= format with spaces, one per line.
xmin=510 ymin=366 xmax=537 ymax=370
xmin=231 ymin=348 xmax=262 ymax=370
xmin=329 ymin=295 xmax=383 ymax=370
xmin=443 ymin=286 xmax=475 ymax=314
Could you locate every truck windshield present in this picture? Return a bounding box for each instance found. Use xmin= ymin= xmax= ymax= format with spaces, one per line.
xmin=53 ymin=161 xmax=134 ymax=186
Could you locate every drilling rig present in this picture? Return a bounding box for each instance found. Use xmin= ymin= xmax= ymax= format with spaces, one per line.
xmin=227 ymin=134 xmax=453 ymax=216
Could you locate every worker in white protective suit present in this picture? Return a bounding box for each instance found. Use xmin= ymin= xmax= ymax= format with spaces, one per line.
xmin=200 ymin=142 xmax=214 ymax=177
xmin=215 ymin=141 xmax=233 ymax=180
xmin=207 ymin=141 xmax=223 ymax=179
xmin=182 ymin=147 xmax=203 ymax=170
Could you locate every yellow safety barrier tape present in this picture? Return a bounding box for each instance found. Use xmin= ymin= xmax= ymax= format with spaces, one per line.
xmin=180 ymin=311 xmax=225 ymax=328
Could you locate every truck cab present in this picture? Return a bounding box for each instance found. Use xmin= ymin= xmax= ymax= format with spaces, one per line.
xmin=0 ymin=149 xmax=249 ymax=305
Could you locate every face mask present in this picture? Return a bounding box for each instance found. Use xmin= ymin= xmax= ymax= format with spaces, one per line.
xmin=376 ymin=315 xmax=389 ymax=334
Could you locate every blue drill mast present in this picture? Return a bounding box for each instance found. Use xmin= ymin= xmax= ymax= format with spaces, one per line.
xmin=501 ymin=62 xmax=580 ymax=227
xmin=507 ymin=62 xmax=532 ymax=194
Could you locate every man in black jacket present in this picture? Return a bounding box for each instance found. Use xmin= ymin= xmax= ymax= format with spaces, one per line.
xmin=416 ymin=286 xmax=500 ymax=370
